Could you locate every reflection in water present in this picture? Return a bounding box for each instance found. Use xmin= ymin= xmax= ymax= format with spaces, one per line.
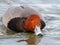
xmin=17 ymin=35 xmax=43 ymax=45
xmin=26 ymin=36 xmax=38 ymax=45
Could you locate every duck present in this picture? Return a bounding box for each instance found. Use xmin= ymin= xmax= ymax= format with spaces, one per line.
xmin=3 ymin=6 xmax=46 ymax=35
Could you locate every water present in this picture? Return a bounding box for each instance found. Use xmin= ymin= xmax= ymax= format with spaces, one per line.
xmin=0 ymin=0 xmax=60 ymax=45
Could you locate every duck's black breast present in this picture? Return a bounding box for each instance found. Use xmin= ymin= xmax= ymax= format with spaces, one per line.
xmin=40 ymin=19 xmax=46 ymax=29
xmin=7 ymin=17 xmax=27 ymax=33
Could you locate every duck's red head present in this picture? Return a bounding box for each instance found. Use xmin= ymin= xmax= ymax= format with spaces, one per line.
xmin=24 ymin=14 xmax=41 ymax=32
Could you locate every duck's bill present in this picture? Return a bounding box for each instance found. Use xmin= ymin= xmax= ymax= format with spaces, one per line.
xmin=34 ymin=25 xmax=43 ymax=36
